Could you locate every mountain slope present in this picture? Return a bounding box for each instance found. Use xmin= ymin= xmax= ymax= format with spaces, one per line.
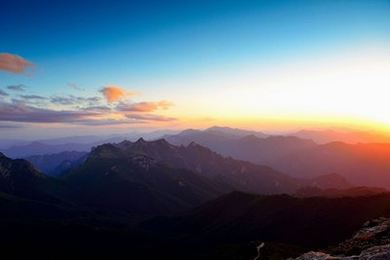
xmin=25 ymin=151 xmax=87 ymax=176
xmin=293 ymin=217 xmax=390 ymax=259
xmin=63 ymin=138 xmax=303 ymax=216
xmin=65 ymin=141 xmax=223 ymax=216
xmin=0 ymin=152 xmax=67 ymax=202
xmin=93 ymin=138 xmax=302 ymax=194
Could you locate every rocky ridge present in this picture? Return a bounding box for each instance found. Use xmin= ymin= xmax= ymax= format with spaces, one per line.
xmin=292 ymin=217 xmax=390 ymax=259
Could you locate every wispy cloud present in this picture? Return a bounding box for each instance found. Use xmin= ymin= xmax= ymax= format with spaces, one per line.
xmin=126 ymin=114 xmax=176 ymax=122
xmin=20 ymin=95 xmax=47 ymax=100
xmin=82 ymin=105 xmax=112 ymax=112
xmin=0 ymin=123 xmax=23 ymax=129
xmin=0 ymin=53 xmax=33 ymax=74
xmin=7 ymin=84 xmax=26 ymax=92
xmin=100 ymin=85 xmax=136 ymax=103
xmin=0 ymin=101 xmax=100 ymax=123
xmin=117 ymin=100 xmax=174 ymax=112
xmin=50 ymin=95 xmax=101 ymax=106
xmin=67 ymin=82 xmax=84 ymax=91
xmin=0 ymin=89 xmax=9 ymax=97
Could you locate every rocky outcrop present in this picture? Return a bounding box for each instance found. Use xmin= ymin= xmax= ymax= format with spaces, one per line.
xmin=292 ymin=217 xmax=390 ymax=259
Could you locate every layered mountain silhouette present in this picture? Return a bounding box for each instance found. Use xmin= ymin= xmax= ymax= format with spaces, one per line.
xmin=270 ymin=141 xmax=390 ymax=187
xmin=63 ymin=138 xmax=306 ymax=215
xmin=105 ymin=138 xmax=301 ymax=194
xmin=166 ymin=127 xmax=390 ymax=188
xmin=164 ymin=127 xmax=317 ymax=165
xmin=292 ymin=129 xmax=390 ymax=144
xmin=65 ymin=140 xmax=223 ymax=215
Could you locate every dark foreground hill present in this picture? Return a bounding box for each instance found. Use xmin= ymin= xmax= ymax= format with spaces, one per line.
xmin=141 ymin=191 xmax=390 ymax=259
xmin=2 ymin=187 xmax=390 ymax=259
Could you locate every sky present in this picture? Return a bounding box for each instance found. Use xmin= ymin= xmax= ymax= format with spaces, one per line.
xmin=0 ymin=0 xmax=390 ymax=138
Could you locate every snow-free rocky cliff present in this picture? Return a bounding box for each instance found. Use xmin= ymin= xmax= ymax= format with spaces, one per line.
xmin=292 ymin=217 xmax=390 ymax=259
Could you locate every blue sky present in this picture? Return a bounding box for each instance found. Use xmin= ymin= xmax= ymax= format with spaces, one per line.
xmin=0 ymin=0 xmax=389 ymax=138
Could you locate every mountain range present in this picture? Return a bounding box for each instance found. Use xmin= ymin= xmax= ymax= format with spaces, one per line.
xmin=1 ymin=135 xmax=390 ymax=259
xmin=0 ymin=138 xmax=354 ymax=216
xmin=5 ymin=126 xmax=390 ymax=190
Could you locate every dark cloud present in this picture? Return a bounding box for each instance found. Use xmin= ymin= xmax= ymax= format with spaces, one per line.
xmin=0 ymin=53 xmax=33 ymax=74
xmin=7 ymin=84 xmax=26 ymax=92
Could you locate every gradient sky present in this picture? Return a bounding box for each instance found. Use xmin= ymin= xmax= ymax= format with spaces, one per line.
xmin=0 ymin=0 xmax=390 ymax=138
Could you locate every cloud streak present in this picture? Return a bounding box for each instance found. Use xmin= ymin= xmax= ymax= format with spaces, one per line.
xmin=50 ymin=95 xmax=101 ymax=106
xmin=0 ymin=123 xmax=23 ymax=129
xmin=126 ymin=114 xmax=176 ymax=122
xmin=0 ymin=89 xmax=9 ymax=96
xmin=0 ymin=53 xmax=33 ymax=74
xmin=7 ymin=84 xmax=26 ymax=92
xmin=0 ymin=102 xmax=99 ymax=123
xmin=117 ymin=100 xmax=174 ymax=112
xmin=20 ymin=95 xmax=48 ymax=100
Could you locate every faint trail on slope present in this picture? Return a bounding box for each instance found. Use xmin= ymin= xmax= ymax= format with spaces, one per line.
xmin=253 ymin=242 xmax=265 ymax=260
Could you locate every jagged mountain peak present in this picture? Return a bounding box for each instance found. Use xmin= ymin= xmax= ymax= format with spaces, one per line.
xmin=79 ymin=137 xmax=300 ymax=195
xmin=135 ymin=137 xmax=146 ymax=144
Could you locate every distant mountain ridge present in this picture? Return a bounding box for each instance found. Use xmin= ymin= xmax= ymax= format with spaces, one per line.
xmin=25 ymin=151 xmax=87 ymax=176
xmin=1 ymin=130 xmax=178 ymax=158
xmin=292 ymin=129 xmax=390 ymax=144
xmin=165 ymin=127 xmax=390 ymax=188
